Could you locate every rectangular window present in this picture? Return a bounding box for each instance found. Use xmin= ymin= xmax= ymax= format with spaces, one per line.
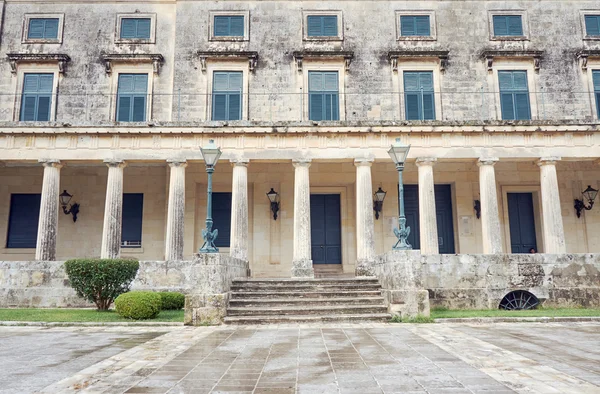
xmin=212 ymin=192 xmax=231 ymax=248
xmin=21 ymin=73 xmax=53 ymax=122
xmin=212 ymin=71 xmax=242 ymax=121
xmin=308 ymin=71 xmax=339 ymax=121
xmin=586 ymin=15 xmax=600 ymax=36
xmin=400 ymin=15 xmax=430 ymax=36
xmin=121 ymin=193 xmax=143 ymax=248
xmin=6 ymin=194 xmax=41 ymax=249
xmin=493 ymin=15 xmax=523 ymax=36
xmin=214 ymin=15 xmax=244 ymax=37
xmin=403 ymin=71 xmax=435 ymax=120
xmin=117 ymin=74 xmax=148 ymax=122
xmin=498 ymin=71 xmax=531 ymax=120
xmin=593 ymin=70 xmax=600 ymax=119
xmin=120 ymin=18 xmax=151 ymax=39
xmin=27 ymin=18 xmax=59 ymax=39
xmin=307 ymin=15 xmax=338 ymax=37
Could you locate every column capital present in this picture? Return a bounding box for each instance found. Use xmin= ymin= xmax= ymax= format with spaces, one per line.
xmin=167 ymin=159 xmax=188 ymax=168
xmin=230 ymin=158 xmax=250 ymax=167
xmin=354 ymin=158 xmax=374 ymax=167
xmin=38 ymin=159 xmax=62 ymax=168
xmin=477 ymin=157 xmax=499 ymax=167
xmin=292 ymin=159 xmax=312 ymax=168
xmin=416 ymin=157 xmax=437 ymax=167
xmin=537 ymin=157 xmax=561 ymax=167
xmin=104 ymin=159 xmax=127 ymax=168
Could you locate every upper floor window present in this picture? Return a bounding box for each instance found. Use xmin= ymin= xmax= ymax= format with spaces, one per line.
xmin=403 ymin=71 xmax=435 ymax=121
xmin=493 ymin=15 xmax=523 ymax=37
xmin=498 ymin=70 xmax=531 ymax=120
xmin=585 ymin=15 xmax=600 ymax=37
xmin=212 ymin=71 xmax=243 ymax=121
xmin=117 ymin=74 xmax=148 ymax=122
xmin=214 ymin=15 xmax=244 ymax=37
xmin=593 ymin=70 xmax=600 ymax=118
xmin=7 ymin=194 xmax=40 ymax=249
xmin=21 ymin=73 xmax=53 ymax=122
xmin=308 ymin=71 xmax=339 ymax=121
xmin=122 ymin=193 xmax=143 ymax=248
xmin=120 ymin=18 xmax=151 ymax=39
xmin=400 ymin=16 xmax=430 ymax=36
xmin=307 ymin=15 xmax=338 ymax=37
xmin=28 ymin=18 xmax=59 ymax=39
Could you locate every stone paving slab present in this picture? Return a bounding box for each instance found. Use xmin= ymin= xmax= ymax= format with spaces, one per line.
xmin=0 ymin=323 xmax=599 ymax=393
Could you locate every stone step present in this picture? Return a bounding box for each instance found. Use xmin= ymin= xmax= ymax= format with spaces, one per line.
xmin=232 ymin=278 xmax=378 ymax=285
xmin=229 ymin=296 xmax=385 ymax=307
xmin=230 ymin=283 xmax=381 ymax=291
xmin=227 ymin=304 xmax=388 ymax=316
xmin=224 ymin=313 xmax=392 ymax=324
xmin=229 ymin=290 xmax=383 ymax=299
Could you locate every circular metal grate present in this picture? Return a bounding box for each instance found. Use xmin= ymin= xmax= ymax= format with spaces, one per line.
xmin=499 ymin=290 xmax=539 ymax=310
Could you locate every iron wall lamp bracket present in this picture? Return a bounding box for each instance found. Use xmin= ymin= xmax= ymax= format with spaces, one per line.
xmin=574 ymin=185 xmax=598 ymax=218
xmin=474 ymin=200 xmax=481 ymax=219
xmin=59 ymin=190 xmax=79 ymax=222
xmin=266 ymin=188 xmax=280 ymax=220
xmin=373 ymin=187 xmax=386 ymax=220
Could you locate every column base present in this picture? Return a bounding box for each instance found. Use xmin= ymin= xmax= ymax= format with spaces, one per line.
xmin=291 ymin=259 xmax=314 ymax=278
xmin=355 ymin=259 xmax=375 ymax=277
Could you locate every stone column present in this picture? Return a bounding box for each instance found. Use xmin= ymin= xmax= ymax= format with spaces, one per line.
xmin=292 ymin=159 xmax=314 ymax=278
xmin=35 ymin=159 xmax=62 ymax=261
xmin=355 ymin=158 xmax=376 ymax=276
xmin=537 ymin=157 xmax=566 ymax=253
xmin=101 ymin=160 xmax=126 ymax=259
xmin=165 ymin=160 xmax=187 ymax=261
xmin=416 ymin=158 xmax=439 ymax=255
xmin=230 ymin=159 xmax=249 ymax=261
xmin=478 ymin=158 xmax=503 ymax=254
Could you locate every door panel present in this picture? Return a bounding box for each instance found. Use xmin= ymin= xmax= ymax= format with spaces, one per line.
xmin=507 ymin=193 xmax=537 ymax=253
xmin=310 ymin=194 xmax=342 ymax=264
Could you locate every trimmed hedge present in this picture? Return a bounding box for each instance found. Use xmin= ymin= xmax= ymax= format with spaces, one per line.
xmin=159 ymin=292 xmax=185 ymax=310
xmin=64 ymin=259 xmax=139 ymax=311
xmin=115 ymin=292 xmax=161 ymax=320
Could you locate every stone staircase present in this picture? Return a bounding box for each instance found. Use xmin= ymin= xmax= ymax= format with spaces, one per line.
xmin=224 ymin=278 xmax=391 ymax=324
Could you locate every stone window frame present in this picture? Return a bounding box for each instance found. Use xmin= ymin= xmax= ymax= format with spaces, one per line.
xmin=580 ymin=10 xmax=600 ymax=41
xmin=488 ymin=10 xmax=529 ymax=41
xmin=205 ymin=61 xmax=250 ymax=122
xmin=22 ymin=13 xmax=65 ymax=44
xmin=299 ymin=60 xmax=347 ymax=122
xmin=107 ymin=63 xmax=155 ymax=122
xmin=487 ymin=58 xmax=540 ymax=121
xmin=13 ymin=63 xmax=60 ymax=122
xmin=395 ymin=10 xmax=437 ymax=41
xmin=208 ymin=10 xmax=250 ymax=42
xmin=302 ymin=10 xmax=344 ymax=42
xmin=115 ymin=13 xmax=157 ymax=44
xmin=500 ymin=185 xmax=544 ymax=253
xmin=585 ymin=57 xmax=600 ymax=119
xmin=392 ymin=60 xmax=443 ymax=121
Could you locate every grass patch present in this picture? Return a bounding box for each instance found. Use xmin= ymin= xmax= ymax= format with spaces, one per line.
xmin=0 ymin=308 xmax=184 ymax=323
xmin=390 ymin=314 xmax=435 ymax=324
xmin=431 ymin=307 xmax=600 ymax=319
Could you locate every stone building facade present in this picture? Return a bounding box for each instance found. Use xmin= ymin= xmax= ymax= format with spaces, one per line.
xmin=0 ymin=0 xmax=599 ymax=303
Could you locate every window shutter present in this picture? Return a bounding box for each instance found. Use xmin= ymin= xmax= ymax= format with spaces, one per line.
xmin=39 ymin=75 xmax=54 ymax=92
xmin=415 ymin=16 xmax=430 ymax=36
xmin=229 ymin=16 xmax=244 ymax=36
xmin=137 ymin=18 xmax=151 ymax=39
xmin=323 ymin=73 xmax=338 ymax=91
xmin=507 ymin=16 xmax=523 ymax=35
xmin=309 ymin=93 xmax=323 ymax=121
xmin=214 ymin=16 xmax=230 ymax=36
xmin=44 ymin=19 xmax=59 ymax=39
xmin=498 ymin=71 xmax=514 ymax=90
xmin=118 ymin=74 xmax=134 ymax=93
xmin=493 ymin=16 xmax=508 ymax=36
xmin=514 ymin=93 xmax=531 ymax=120
xmin=122 ymin=193 xmax=143 ymax=246
xmin=418 ymin=72 xmax=434 ymax=91
xmin=400 ymin=16 xmax=416 ymax=36
xmin=309 ymin=72 xmax=324 ymax=91
xmin=23 ymin=74 xmax=40 ymax=93
xmin=585 ymin=16 xmax=600 ymax=36
xmin=36 ymin=96 xmax=51 ymax=121
xmin=228 ymin=94 xmax=241 ymax=120
xmin=132 ymin=96 xmax=146 ymax=121
xmin=322 ymin=16 xmax=338 ymax=36
xmin=593 ymin=71 xmax=600 ymax=91
xmin=500 ymin=93 xmax=515 ymax=120
xmin=228 ymin=72 xmax=243 ymax=91
xmin=212 ymin=192 xmax=232 ymax=247
xmin=21 ymin=96 xmax=37 ymax=121
xmin=28 ymin=19 xmax=45 ymax=38
xmin=512 ymin=71 xmax=528 ymax=90
xmin=213 ymin=94 xmax=227 ymax=120
xmin=121 ymin=19 xmax=136 ymax=38
xmin=403 ymin=72 xmax=420 ymax=92
xmin=117 ymin=96 xmax=131 ymax=122
xmin=405 ymin=93 xmax=420 ymax=120
xmin=133 ymin=74 xmax=148 ymax=93
xmin=422 ymin=93 xmax=435 ymax=120
xmin=307 ymin=16 xmax=322 ymax=36
xmin=7 ymin=194 xmax=41 ymax=248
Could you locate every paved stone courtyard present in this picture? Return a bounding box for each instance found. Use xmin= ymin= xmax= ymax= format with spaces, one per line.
xmin=0 ymin=323 xmax=598 ymax=394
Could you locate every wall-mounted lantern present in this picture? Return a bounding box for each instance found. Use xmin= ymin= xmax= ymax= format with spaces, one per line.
xmin=474 ymin=200 xmax=481 ymax=219
xmin=59 ymin=190 xmax=80 ymax=222
xmin=574 ymin=185 xmax=598 ymax=218
xmin=373 ymin=187 xmax=386 ymax=220
xmin=267 ymin=188 xmax=280 ymax=220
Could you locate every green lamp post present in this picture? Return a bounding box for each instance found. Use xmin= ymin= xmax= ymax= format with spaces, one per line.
xmin=199 ymin=139 xmax=222 ymax=253
xmin=388 ymin=138 xmax=412 ymax=250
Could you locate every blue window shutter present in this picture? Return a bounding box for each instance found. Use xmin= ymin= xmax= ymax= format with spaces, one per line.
xmin=228 ymin=94 xmax=241 ymax=120
xmin=585 ymin=16 xmax=600 ymax=36
xmin=122 ymin=193 xmax=143 ymax=246
xmin=405 ymin=94 xmax=420 ymax=120
xmin=323 ymin=72 xmax=338 ymax=91
xmin=117 ymin=96 xmax=131 ymax=122
xmin=213 ymin=94 xmax=228 ymax=120
xmin=36 ymin=96 xmax=51 ymax=121
xmin=594 ymin=71 xmax=600 ymax=118
xmin=117 ymin=74 xmax=148 ymax=122
xmin=28 ymin=19 xmax=45 ymax=38
xmin=404 ymin=71 xmax=434 ymax=120
xmin=493 ymin=16 xmax=508 ymax=36
xmin=21 ymin=73 xmax=53 ymax=121
xmin=309 ymin=71 xmax=338 ymax=121
xmin=415 ymin=16 xmax=430 ymax=36
xmin=212 ymin=192 xmax=232 ymax=247
xmin=21 ymin=96 xmax=37 ymax=121
xmin=214 ymin=16 xmax=230 ymax=36
xmin=498 ymin=71 xmax=514 ymax=90
xmin=136 ymin=18 xmax=151 ymax=39
xmin=121 ymin=19 xmax=136 ymax=38
xmin=44 ymin=19 xmax=59 ymax=39
xmin=507 ymin=16 xmax=523 ymax=36
xmin=212 ymin=72 xmax=242 ymax=121
xmin=309 ymin=93 xmax=323 ymax=121
xmin=132 ymin=97 xmax=146 ymax=121
xmin=307 ymin=16 xmax=322 ymax=36
xmin=400 ymin=16 xmax=416 ymax=36
xmin=322 ymin=16 xmax=338 ymax=36
xmin=118 ymin=74 xmax=134 ymax=92
xmin=500 ymin=93 xmax=515 ymax=120
xmin=422 ymin=93 xmax=435 ymax=120
xmin=229 ymin=16 xmax=244 ymax=36
xmin=7 ymin=194 xmax=41 ymax=248
xmin=499 ymin=71 xmax=530 ymax=120
xmin=514 ymin=93 xmax=531 ymax=120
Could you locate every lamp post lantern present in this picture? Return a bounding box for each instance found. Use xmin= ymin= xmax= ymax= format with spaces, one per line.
xmin=199 ymin=139 xmax=222 ymax=253
xmin=388 ymin=138 xmax=412 ymax=250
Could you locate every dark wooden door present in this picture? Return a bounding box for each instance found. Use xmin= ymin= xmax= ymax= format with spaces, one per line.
xmin=310 ymin=194 xmax=342 ymax=264
xmin=507 ymin=192 xmax=537 ymax=253
xmin=402 ymin=184 xmax=455 ymax=254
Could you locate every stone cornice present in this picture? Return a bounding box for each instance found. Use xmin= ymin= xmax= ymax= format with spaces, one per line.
xmin=481 ymin=50 xmax=544 ymax=72
xmin=196 ymin=51 xmax=259 ymax=72
xmin=100 ymin=53 xmax=164 ymax=74
xmin=387 ymin=50 xmax=449 ymax=72
xmin=292 ymin=50 xmax=354 ymax=72
xmin=7 ymin=53 xmax=71 ymax=74
xmin=576 ymin=50 xmax=600 ymax=70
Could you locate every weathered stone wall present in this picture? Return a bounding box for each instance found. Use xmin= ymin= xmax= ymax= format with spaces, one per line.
xmin=373 ymin=251 xmax=600 ymax=310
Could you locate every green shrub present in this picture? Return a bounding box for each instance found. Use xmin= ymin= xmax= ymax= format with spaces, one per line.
xmin=115 ymin=292 xmax=161 ymax=320
xmin=64 ymin=259 xmax=139 ymax=311
xmin=159 ymin=292 xmax=185 ymax=310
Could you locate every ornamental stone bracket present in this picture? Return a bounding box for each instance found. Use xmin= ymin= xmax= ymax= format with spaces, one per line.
xmin=576 ymin=50 xmax=600 ymax=70
xmin=196 ymin=51 xmax=259 ymax=73
xmin=292 ymin=50 xmax=354 ymax=73
xmin=481 ymin=50 xmax=544 ymax=73
xmin=388 ymin=50 xmax=450 ymax=73
xmin=100 ymin=53 xmax=165 ymax=75
xmin=7 ymin=53 xmax=71 ymax=75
